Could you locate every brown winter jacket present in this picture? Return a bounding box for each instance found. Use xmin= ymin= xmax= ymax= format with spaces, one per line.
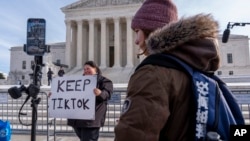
xmin=114 ymin=14 xmax=220 ymax=141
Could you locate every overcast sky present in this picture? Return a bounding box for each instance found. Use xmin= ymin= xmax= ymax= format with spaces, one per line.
xmin=0 ymin=0 xmax=250 ymax=75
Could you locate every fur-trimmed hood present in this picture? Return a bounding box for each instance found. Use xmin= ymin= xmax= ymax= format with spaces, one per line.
xmin=146 ymin=14 xmax=220 ymax=72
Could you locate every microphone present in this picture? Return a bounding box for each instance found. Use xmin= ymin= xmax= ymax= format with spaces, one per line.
xmin=222 ymin=28 xmax=230 ymax=43
xmin=8 ymin=85 xmax=26 ymax=99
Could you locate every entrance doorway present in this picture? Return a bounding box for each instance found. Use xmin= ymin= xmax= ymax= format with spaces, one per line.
xmin=109 ymin=46 xmax=114 ymax=67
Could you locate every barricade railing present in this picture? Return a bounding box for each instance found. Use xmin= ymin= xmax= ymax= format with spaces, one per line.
xmin=0 ymin=88 xmax=249 ymax=140
xmin=0 ymin=90 xmax=50 ymax=140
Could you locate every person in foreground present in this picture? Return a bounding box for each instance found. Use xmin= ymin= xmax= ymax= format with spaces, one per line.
xmin=114 ymin=0 xmax=220 ymax=141
xmin=68 ymin=61 xmax=113 ymax=141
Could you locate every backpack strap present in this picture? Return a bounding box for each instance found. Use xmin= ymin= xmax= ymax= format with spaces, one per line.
xmin=212 ymin=75 xmax=245 ymax=125
xmin=136 ymin=54 xmax=193 ymax=74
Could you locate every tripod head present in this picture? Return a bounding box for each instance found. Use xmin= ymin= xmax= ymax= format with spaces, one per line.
xmin=8 ymin=84 xmax=40 ymax=99
xmin=8 ymin=56 xmax=43 ymax=99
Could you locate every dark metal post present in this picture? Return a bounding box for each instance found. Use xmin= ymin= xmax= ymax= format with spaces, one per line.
xmin=30 ymin=56 xmax=43 ymax=141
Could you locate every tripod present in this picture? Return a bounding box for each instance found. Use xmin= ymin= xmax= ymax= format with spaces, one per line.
xmin=7 ymin=56 xmax=43 ymax=141
xmin=12 ymin=18 xmax=50 ymax=141
xmin=29 ymin=56 xmax=43 ymax=141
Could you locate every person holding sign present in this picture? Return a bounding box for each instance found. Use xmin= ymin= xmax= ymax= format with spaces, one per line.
xmin=67 ymin=61 xmax=113 ymax=141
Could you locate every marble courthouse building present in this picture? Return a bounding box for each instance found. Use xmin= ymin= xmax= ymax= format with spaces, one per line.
xmin=61 ymin=0 xmax=145 ymax=83
xmin=7 ymin=0 xmax=250 ymax=85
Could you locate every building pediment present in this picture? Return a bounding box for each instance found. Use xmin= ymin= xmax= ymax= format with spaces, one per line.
xmin=62 ymin=0 xmax=144 ymax=10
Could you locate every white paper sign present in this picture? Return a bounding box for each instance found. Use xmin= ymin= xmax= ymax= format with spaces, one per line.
xmin=48 ymin=75 xmax=97 ymax=120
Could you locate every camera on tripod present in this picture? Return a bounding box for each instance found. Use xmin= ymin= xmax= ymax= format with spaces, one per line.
xmin=9 ymin=18 xmax=49 ymax=95
xmin=7 ymin=18 xmax=50 ymax=141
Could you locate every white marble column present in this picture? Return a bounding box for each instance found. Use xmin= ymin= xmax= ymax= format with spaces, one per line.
xmin=72 ymin=23 xmax=77 ymax=67
xmin=126 ymin=16 xmax=134 ymax=67
xmin=76 ymin=20 xmax=83 ymax=68
xmin=65 ymin=20 xmax=72 ymax=69
xmin=88 ymin=19 xmax=95 ymax=61
xmin=113 ymin=17 xmax=121 ymax=68
xmin=82 ymin=22 xmax=88 ymax=63
xmin=100 ymin=18 xmax=107 ymax=68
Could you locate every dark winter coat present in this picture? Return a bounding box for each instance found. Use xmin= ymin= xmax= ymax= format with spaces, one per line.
xmin=47 ymin=70 xmax=53 ymax=79
xmin=67 ymin=75 xmax=113 ymax=128
xmin=115 ymin=14 xmax=220 ymax=141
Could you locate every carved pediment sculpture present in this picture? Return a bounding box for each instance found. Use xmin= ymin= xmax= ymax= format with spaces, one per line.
xmin=64 ymin=0 xmax=144 ymax=9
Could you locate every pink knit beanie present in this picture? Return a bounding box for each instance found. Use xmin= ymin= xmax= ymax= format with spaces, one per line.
xmin=131 ymin=0 xmax=178 ymax=32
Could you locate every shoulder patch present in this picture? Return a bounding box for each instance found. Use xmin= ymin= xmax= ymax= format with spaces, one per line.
xmin=121 ymin=98 xmax=131 ymax=115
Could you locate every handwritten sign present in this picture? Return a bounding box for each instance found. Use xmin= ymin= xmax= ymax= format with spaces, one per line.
xmin=48 ymin=75 xmax=97 ymax=120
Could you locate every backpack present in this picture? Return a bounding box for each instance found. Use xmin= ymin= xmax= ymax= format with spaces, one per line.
xmin=136 ymin=53 xmax=245 ymax=141
xmin=0 ymin=120 xmax=11 ymax=141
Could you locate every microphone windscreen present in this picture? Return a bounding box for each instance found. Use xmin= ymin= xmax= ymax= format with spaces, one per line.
xmin=222 ymin=29 xmax=230 ymax=43
xmin=8 ymin=87 xmax=22 ymax=99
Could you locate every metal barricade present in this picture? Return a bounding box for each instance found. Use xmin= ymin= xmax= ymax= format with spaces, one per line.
xmin=0 ymin=90 xmax=49 ymax=140
xmin=232 ymin=90 xmax=250 ymax=124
